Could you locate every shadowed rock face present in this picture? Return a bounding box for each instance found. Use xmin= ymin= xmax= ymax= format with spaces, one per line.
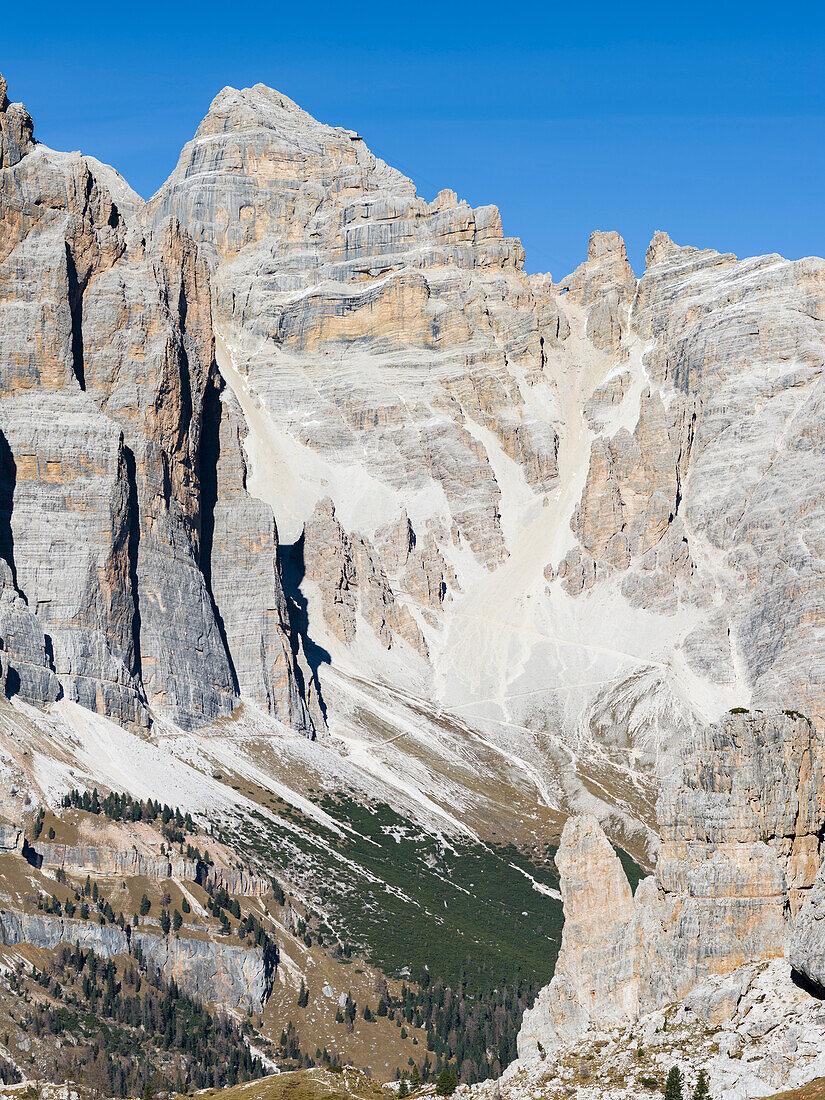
xmin=789 ymin=862 xmax=825 ymax=993
xmin=518 ymin=711 xmax=825 ymax=1055
xmin=0 ymin=75 xmax=312 ymax=734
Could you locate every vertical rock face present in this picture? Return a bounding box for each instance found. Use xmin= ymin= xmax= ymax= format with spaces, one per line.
xmin=0 ymin=396 xmax=143 ymax=725
xmin=628 ymin=239 xmax=825 ymax=722
xmin=571 ymin=387 xmax=685 ymax=567
xmin=0 ymin=909 xmax=273 ymax=1011
xmin=207 ymin=382 xmax=312 ymax=729
xmin=518 ymin=815 xmax=639 ymax=1054
xmin=149 ymin=83 xmax=561 ymax=620
xmin=0 ymin=76 xmax=33 ymax=169
xmin=657 ymin=711 xmax=825 ymax=920
xmin=0 ymin=112 xmax=147 ymax=724
xmin=0 ymin=75 xmax=311 ymax=733
xmin=519 ymin=711 xmax=825 ymax=1055
xmin=78 ymin=215 xmax=237 ymax=727
xmin=789 ymin=861 xmax=825 ymax=991
xmin=3 ymin=72 xmax=825 ymax=847
xmin=302 ymin=497 xmax=427 ymax=658
xmin=557 ymin=229 xmax=637 ymax=352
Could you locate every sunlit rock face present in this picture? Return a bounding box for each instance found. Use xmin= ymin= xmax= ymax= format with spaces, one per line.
xmin=151 ymin=83 xmax=558 ymax=580
xmin=150 ymin=82 xmax=825 ymax=844
xmin=0 ymin=75 xmax=312 ymax=734
xmin=4 ymin=71 xmax=825 ymax=835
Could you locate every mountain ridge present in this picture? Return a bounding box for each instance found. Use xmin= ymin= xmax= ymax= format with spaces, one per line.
xmin=1 ymin=72 xmax=825 ymax=1098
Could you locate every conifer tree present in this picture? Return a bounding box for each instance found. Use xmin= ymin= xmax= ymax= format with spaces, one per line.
xmin=435 ymin=1064 xmax=458 ymax=1096
xmin=691 ymin=1070 xmax=711 ymax=1100
xmin=665 ymin=1065 xmax=684 ymax=1100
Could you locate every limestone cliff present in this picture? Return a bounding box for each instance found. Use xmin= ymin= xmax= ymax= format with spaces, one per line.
xmin=518 ymin=711 xmax=825 ymax=1057
xmin=148 ymin=82 xmax=825 ymax=838
xmin=0 ymin=75 xmax=313 ymax=734
xmin=0 ymin=908 xmax=273 ymax=1011
xmin=4 ymin=72 xmax=825 ymax=1015
xmin=4 ymin=72 xmax=825 ymax=831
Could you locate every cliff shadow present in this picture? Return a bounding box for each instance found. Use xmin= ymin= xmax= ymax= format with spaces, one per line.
xmin=0 ymin=429 xmax=23 ymax=698
xmin=122 ymin=445 xmax=143 ymax=683
xmin=21 ymin=837 xmax=42 ymax=870
xmin=0 ymin=428 xmax=18 ymax=589
xmin=65 ymin=243 xmax=86 ymax=391
xmin=279 ymin=533 xmax=329 ymax=723
xmin=792 ymin=967 xmax=825 ymax=1000
xmin=198 ymin=377 xmax=240 ymax=695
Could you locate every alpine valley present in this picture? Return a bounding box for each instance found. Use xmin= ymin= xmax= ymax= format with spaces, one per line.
xmin=0 ymin=71 xmax=824 ymax=1100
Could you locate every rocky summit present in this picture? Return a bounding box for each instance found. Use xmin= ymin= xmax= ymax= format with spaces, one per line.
xmin=0 ymin=72 xmax=824 ymax=1100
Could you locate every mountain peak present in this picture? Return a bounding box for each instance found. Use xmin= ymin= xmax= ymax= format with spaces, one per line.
xmin=645 ymin=228 xmax=678 ymax=267
xmin=0 ymin=72 xmax=35 ymax=168
xmin=192 ymin=81 xmax=351 ymax=158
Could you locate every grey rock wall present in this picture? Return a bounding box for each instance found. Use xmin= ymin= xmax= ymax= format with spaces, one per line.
xmin=0 ymin=74 xmax=311 ymax=733
xmin=147 ymin=80 xmax=825 ymax=789
xmin=789 ymin=861 xmax=825 ymax=992
xmin=0 ymin=908 xmax=274 ymax=1011
xmin=207 ymin=383 xmax=313 ymax=731
xmin=32 ymin=838 xmax=273 ymax=897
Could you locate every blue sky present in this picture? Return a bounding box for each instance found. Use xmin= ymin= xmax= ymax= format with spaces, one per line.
xmin=4 ymin=0 xmax=824 ymax=276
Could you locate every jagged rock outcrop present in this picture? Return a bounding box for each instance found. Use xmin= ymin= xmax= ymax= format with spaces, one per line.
xmin=207 ymin=383 xmax=313 ymax=729
xmin=476 ymin=957 xmax=825 ymax=1100
xmin=144 ymin=81 xmax=825 ymax=810
xmin=518 ymin=816 xmax=639 ymax=1053
xmin=519 ymin=711 xmax=825 ymax=1056
xmin=4 ymin=71 xmax=825 ymax=860
xmin=0 ymin=908 xmax=273 ymax=1010
xmin=626 ymin=237 xmax=825 ymax=722
xmin=571 ymin=387 xmax=685 ymax=567
xmin=0 ymin=76 xmax=33 ymax=170
xmin=558 ymin=229 xmax=636 ymax=352
xmin=303 ymin=497 xmax=427 ymax=657
xmin=0 ymin=74 xmax=312 ymax=733
xmin=149 ymin=83 xmax=562 ymax=645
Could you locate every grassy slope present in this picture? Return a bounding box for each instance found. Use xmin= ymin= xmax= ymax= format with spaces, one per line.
xmin=192 ymin=1067 xmax=389 ymax=1100
xmin=227 ymin=787 xmax=646 ymax=1000
xmin=768 ymin=1082 xmax=825 ymax=1100
xmin=230 ymin=792 xmax=563 ymax=996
